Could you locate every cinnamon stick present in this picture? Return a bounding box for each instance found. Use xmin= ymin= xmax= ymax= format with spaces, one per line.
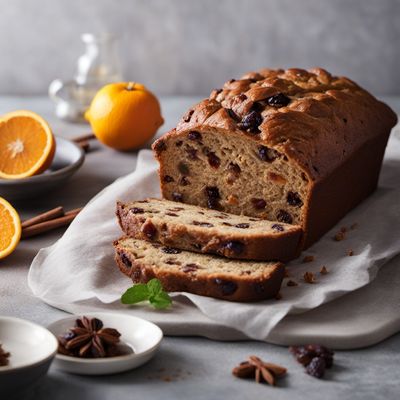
xmin=77 ymin=140 xmax=90 ymax=153
xmin=21 ymin=206 xmax=64 ymax=229
xmin=72 ymin=133 xmax=96 ymax=143
xmin=65 ymin=207 xmax=83 ymax=216
xmin=21 ymin=213 xmax=79 ymax=239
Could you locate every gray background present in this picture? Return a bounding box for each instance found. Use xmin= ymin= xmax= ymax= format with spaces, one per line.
xmin=0 ymin=0 xmax=399 ymax=96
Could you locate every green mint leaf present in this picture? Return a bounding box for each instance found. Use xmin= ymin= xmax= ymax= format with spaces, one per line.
xmin=147 ymin=278 xmax=162 ymax=296
xmin=150 ymin=291 xmax=172 ymax=309
xmin=121 ymin=284 xmax=149 ymax=304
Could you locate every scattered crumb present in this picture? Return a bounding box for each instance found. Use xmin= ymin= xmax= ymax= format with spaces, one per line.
xmin=284 ymin=269 xmax=290 ymax=278
xmin=350 ymin=223 xmax=358 ymax=230
xmin=334 ymin=231 xmax=345 ymax=241
xmin=275 ymin=292 xmax=282 ymax=300
xmin=287 ymin=280 xmax=298 ymax=287
xmin=302 ymin=255 xmax=315 ymax=263
xmin=303 ymin=271 xmax=316 ymax=283
xmin=163 ymin=377 xmax=172 ymax=382
xmin=340 ymin=226 xmax=347 ymax=233
xmin=320 ymin=266 xmax=328 ymax=275
xmin=157 ymin=368 xmax=166 ymax=372
xmin=348 ymin=249 xmax=354 ymax=256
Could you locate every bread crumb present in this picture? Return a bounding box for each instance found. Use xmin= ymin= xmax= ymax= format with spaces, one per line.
xmin=348 ymin=249 xmax=354 ymax=256
xmin=287 ymin=280 xmax=298 ymax=287
xmin=334 ymin=231 xmax=345 ymax=241
xmin=284 ymin=269 xmax=290 ymax=278
xmin=275 ymin=292 xmax=282 ymax=300
xmin=340 ymin=226 xmax=347 ymax=233
xmin=302 ymin=255 xmax=315 ymax=263
xmin=303 ymin=271 xmax=316 ymax=283
xmin=320 ymin=266 xmax=328 ymax=275
xmin=350 ymin=223 xmax=358 ymax=230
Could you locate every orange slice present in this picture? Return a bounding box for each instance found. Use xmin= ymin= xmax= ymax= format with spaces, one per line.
xmin=0 ymin=110 xmax=55 ymax=179
xmin=0 ymin=197 xmax=21 ymax=259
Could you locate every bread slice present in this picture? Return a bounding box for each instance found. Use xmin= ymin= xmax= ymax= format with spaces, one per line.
xmin=116 ymin=198 xmax=302 ymax=261
xmin=114 ymin=237 xmax=284 ymax=302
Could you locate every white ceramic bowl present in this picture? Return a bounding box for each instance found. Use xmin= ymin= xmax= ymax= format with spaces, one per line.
xmin=47 ymin=312 xmax=163 ymax=375
xmin=0 ymin=316 xmax=58 ymax=397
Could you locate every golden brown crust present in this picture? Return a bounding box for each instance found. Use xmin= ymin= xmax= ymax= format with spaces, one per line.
xmin=114 ymin=238 xmax=285 ymax=302
xmin=157 ymin=67 xmax=397 ymax=181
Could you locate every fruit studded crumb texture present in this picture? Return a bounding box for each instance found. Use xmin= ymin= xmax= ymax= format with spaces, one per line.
xmin=153 ymin=67 xmax=397 ymax=248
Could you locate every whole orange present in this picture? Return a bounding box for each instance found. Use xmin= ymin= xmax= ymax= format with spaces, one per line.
xmin=85 ymin=82 xmax=164 ymax=150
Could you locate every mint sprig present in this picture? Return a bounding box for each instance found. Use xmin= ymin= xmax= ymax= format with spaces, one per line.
xmin=121 ymin=279 xmax=172 ymax=309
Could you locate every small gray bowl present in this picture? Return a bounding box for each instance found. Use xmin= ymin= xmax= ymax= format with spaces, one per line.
xmin=0 ymin=136 xmax=84 ymax=201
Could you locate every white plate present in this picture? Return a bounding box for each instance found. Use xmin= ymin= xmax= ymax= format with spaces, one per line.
xmin=47 ymin=312 xmax=163 ymax=375
xmin=0 ymin=316 xmax=58 ymax=396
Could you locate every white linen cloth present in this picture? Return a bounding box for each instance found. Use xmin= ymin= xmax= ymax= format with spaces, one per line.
xmin=28 ymin=134 xmax=400 ymax=341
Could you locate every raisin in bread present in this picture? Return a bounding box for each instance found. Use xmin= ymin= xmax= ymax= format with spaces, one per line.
xmin=153 ymin=68 xmax=397 ymax=247
xmin=114 ymin=237 xmax=284 ymax=302
xmin=116 ymin=198 xmax=302 ymax=261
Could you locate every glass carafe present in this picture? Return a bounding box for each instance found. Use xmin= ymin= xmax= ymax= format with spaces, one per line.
xmin=49 ymin=33 xmax=123 ymax=122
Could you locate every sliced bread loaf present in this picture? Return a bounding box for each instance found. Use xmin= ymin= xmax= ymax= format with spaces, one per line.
xmin=116 ymin=198 xmax=302 ymax=261
xmin=114 ymin=237 xmax=284 ymax=302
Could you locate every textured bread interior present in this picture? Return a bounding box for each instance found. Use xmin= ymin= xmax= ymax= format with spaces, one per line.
xmin=116 ymin=237 xmax=280 ymax=278
xmin=121 ymin=198 xmax=299 ymax=234
xmin=159 ymin=129 xmax=309 ymax=226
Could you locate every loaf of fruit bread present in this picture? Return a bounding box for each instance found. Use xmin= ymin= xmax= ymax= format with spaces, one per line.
xmin=114 ymin=237 xmax=284 ymax=302
xmin=153 ymin=68 xmax=397 ymax=247
xmin=116 ymin=198 xmax=302 ymax=261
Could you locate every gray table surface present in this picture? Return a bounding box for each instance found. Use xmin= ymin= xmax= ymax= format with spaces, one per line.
xmin=1 ymin=96 xmax=399 ymax=400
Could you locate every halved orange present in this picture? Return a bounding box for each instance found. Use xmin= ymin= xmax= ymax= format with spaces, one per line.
xmin=0 ymin=110 xmax=55 ymax=179
xmin=0 ymin=197 xmax=21 ymax=259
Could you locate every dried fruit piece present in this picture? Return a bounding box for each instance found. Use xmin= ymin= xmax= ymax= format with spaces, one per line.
xmin=276 ymin=210 xmax=293 ymax=224
xmin=235 ymin=223 xmax=250 ymax=229
xmin=251 ymin=198 xmax=266 ymax=210
xmin=192 ymin=221 xmax=214 ymax=228
xmin=130 ymin=207 xmax=145 ymax=214
xmin=258 ymin=146 xmax=279 ymax=162
xmin=161 ymin=247 xmax=182 ymax=254
xmin=271 ymin=224 xmax=284 ymax=232
xmin=178 ymin=162 xmax=190 ymax=176
xmin=188 ymin=131 xmax=202 ymax=141
xmin=267 ymin=93 xmax=291 ymax=107
xmin=141 ymin=221 xmax=157 ymax=240
xmin=214 ymin=278 xmax=238 ymax=295
xmin=238 ymin=110 xmax=263 ymax=133
xmin=287 ymin=191 xmax=303 ymax=207
xmin=182 ymin=263 xmax=200 ymax=273
xmin=320 ymin=266 xmax=328 ymax=274
xmin=207 ymin=152 xmax=221 ymax=169
xmin=306 ymin=357 xmax=326 ymax=379
xmin=223 ymin=241 xmax=245 ymax=255
xmin=172 ymin=192 xmax=183 ymax=202
xmin=163 ymin=175 xmax=174 ymax=183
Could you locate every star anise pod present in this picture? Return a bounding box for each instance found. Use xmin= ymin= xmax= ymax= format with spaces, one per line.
xmin=232 ymin=355 xmax=287 ymax=386
xmin=0 ymin=343 xmax=11 ymax=366
xmin=58 ymin=316 xmax=121 ymax=358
